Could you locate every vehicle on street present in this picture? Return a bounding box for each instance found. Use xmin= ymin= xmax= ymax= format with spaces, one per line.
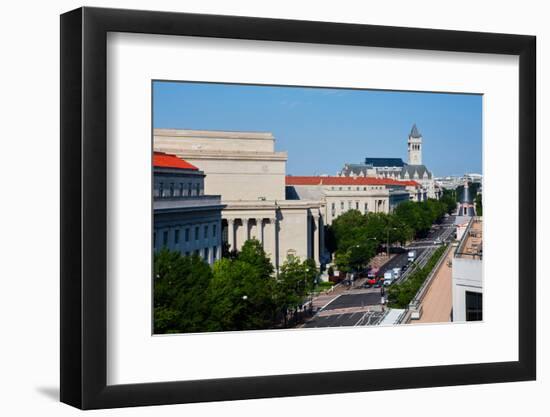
xmin=365 ymin=277 xmax=377 ymax=286
xmin=383 ymin=271 xmax=394 ymax=286
xmin=392 ymin=267 xmax=401 ymax=278
xmin=433 ymin=237 xmax=442 ymax=245
xmin=408 ymin=250 xmax=417 ymax=262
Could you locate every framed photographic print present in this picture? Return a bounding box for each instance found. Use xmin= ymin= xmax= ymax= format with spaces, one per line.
xmin=60 ymin=6 xmax=536 ymax=410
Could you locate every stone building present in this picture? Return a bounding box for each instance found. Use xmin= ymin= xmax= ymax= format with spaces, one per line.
xmin=285 ymin=176 xmax=415 ymax=225
xmin=340 ymin=124 xmax=441 ymax=199
xmin=153 ymin=152 xmax=225 ymax=264
xmin=452 ymin=216 xmax=483 ymax=321
xmin=153 ymin=129 xmax=325 ymax=269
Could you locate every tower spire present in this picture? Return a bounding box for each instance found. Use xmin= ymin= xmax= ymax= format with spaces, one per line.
xmin=407 ymin=124 xmax=423 ymax=165
xmin=410 ymin=123 xmax=421 ymax=138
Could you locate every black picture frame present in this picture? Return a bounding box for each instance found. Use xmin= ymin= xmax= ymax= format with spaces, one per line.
xmin=60 ymin=6 xmax=536 ymax=410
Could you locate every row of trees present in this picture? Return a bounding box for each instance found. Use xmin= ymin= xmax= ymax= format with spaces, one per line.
xmin=154 ymin=239 xmax=317 ymax=334
xmin=387 ymin=244 xmax=448 ymax=308
xmin=326 ymin=198 xmax=456 ymax=273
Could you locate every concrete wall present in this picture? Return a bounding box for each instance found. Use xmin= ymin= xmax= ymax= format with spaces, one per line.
xmin=154 ymin=129 xmax=276 ymax=153
xmin=452 ymin=257 xmax=483 ymax=321
xmin=184 ymin=156 xmax=287 ymax=201
xmin=154 ymin=129 xmax=288 ymax=201
xmin=277 ymin=208 xmax=311 ymax=263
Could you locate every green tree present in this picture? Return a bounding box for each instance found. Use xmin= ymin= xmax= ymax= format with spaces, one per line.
xmin=329 ymin=209 xmax=369 ymax=252
xmin=394 ymin=201 xmax=424 ymax=236
xmin=344 ymin=242 xmax=377 ymax=272
xmin=475 ymin=193 xmax=483 ymax=216
xmin=440 ymin=191 xmax=457 ymax=214
xmin=333 ymin=250 xmax=351 ymax=274
xmin=153 ymin=249 xmax=213 ymax=334
xmin=206 ymin=257 xmax=276 ymax=331
xmin=237 ymin=238 xmax=274 ymax=279
xmin=275 ymin=255 xmax=318 ymax=324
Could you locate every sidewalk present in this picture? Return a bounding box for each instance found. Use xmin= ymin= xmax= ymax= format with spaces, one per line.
xmin=414 ymin=247 xmax=453 ymax=323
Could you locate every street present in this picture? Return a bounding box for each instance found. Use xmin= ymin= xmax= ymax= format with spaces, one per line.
xmin=302 ymin=214 xmax=456 ymax=328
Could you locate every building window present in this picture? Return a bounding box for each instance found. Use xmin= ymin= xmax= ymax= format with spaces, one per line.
xmin=348 ymin=201 xmax=352 ymax=209
xmin=355 ymin=201 xmax=359 ymax=209
xmin=204 ymin=225 xmax=208 ymax=239
xmin=204 ymin=247 xmax=209 ymax=262
xmin=465 ymin=291 xmax=483 ymax=321
xmin=188 ymin=183 xmax=192 ymax=196
xmin=340 ymin=201 xmax=344 ymax=210
xmin=163 ymin=231 xmax=168 ymax=247
xmin=185 ymin=228 xmax=190 ymax=242
xmin=212 ymin=246 xmax=217 ymax=261
xmin=331 ymin=202 xmax=335 ymax=210
xmin=174 ymin=229 xmax=180 ymax=244
xmin=195 ymin=226 xmax=200 ymax=241
xmin=196 ymin=183 xmax=201 ymax=196
xmin=364 ymin=202 xmax=368 ymax=213
xmin=169 ymin=183 xmax=174 ymax=197
xmin=212 ymin=224 xmax=217 ymax=237
xmin=179 ymin=183 xmax=184 ymax=196
xmin=159 ymin=182 xmax=164 ymax=198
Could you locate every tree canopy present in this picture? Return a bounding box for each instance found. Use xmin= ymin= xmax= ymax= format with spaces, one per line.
xmin=153 ymin=239 xmax=318 ymax=333
xmin=153 ymin=249 xmax=213 ymax=334
xmin=325 ymin=198 xmax=450 ymax=272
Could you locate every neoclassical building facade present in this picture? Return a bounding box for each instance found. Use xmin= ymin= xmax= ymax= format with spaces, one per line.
xmin=340 ymin=124 xmax=441 ymax=199
xmin=154 ymin=129 xmax=325 ymax=269
xmin=285 ymin=176 xmax=414 ymax=225
xmin=153 ymin=152 xmax=225 ymax=264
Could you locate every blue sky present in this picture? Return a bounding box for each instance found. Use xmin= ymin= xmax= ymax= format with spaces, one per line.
xmin=153 ymin=81 xmax=482 ymax=177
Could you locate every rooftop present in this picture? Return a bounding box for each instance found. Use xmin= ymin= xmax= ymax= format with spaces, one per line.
xmin=363 ymin=158 xmax=406 ymax=167
xmin=285 ymin=176 xmax=419 ymax=187
xmin=456 ymin=217 xmax=483 ymax=259
xmin=153 ymin=152 xmax=199 ymax=170
xmin=153 ymin=128 xmax=274 ymax=140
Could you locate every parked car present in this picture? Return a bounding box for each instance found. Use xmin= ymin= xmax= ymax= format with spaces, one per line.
xmin=383 ymin=272 xmax=392 ymax=285
xmin=366 ymin=277 xmax=377 ymax=285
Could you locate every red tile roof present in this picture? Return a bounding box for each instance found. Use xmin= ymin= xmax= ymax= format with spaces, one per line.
xmin=153 ymin=152 xmax=199 ymax=171
xmin=285 ymin=176 xmax=420 ymax=188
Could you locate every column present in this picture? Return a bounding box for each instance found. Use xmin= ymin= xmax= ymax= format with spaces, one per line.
xmin=255 ymin=218 xmax=264 ymax=246
xmin=269 ymin=217 xmax=278 ymax=271
xmin=319 ymin=215 xmax=325 ymax=261
xmin=227 ymin=218 xmax=236 ymax=252
xmin=312 ymin=213 xmax=320 ymax=266
xmin=243 ymin=218 xmax=250 ymax=242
